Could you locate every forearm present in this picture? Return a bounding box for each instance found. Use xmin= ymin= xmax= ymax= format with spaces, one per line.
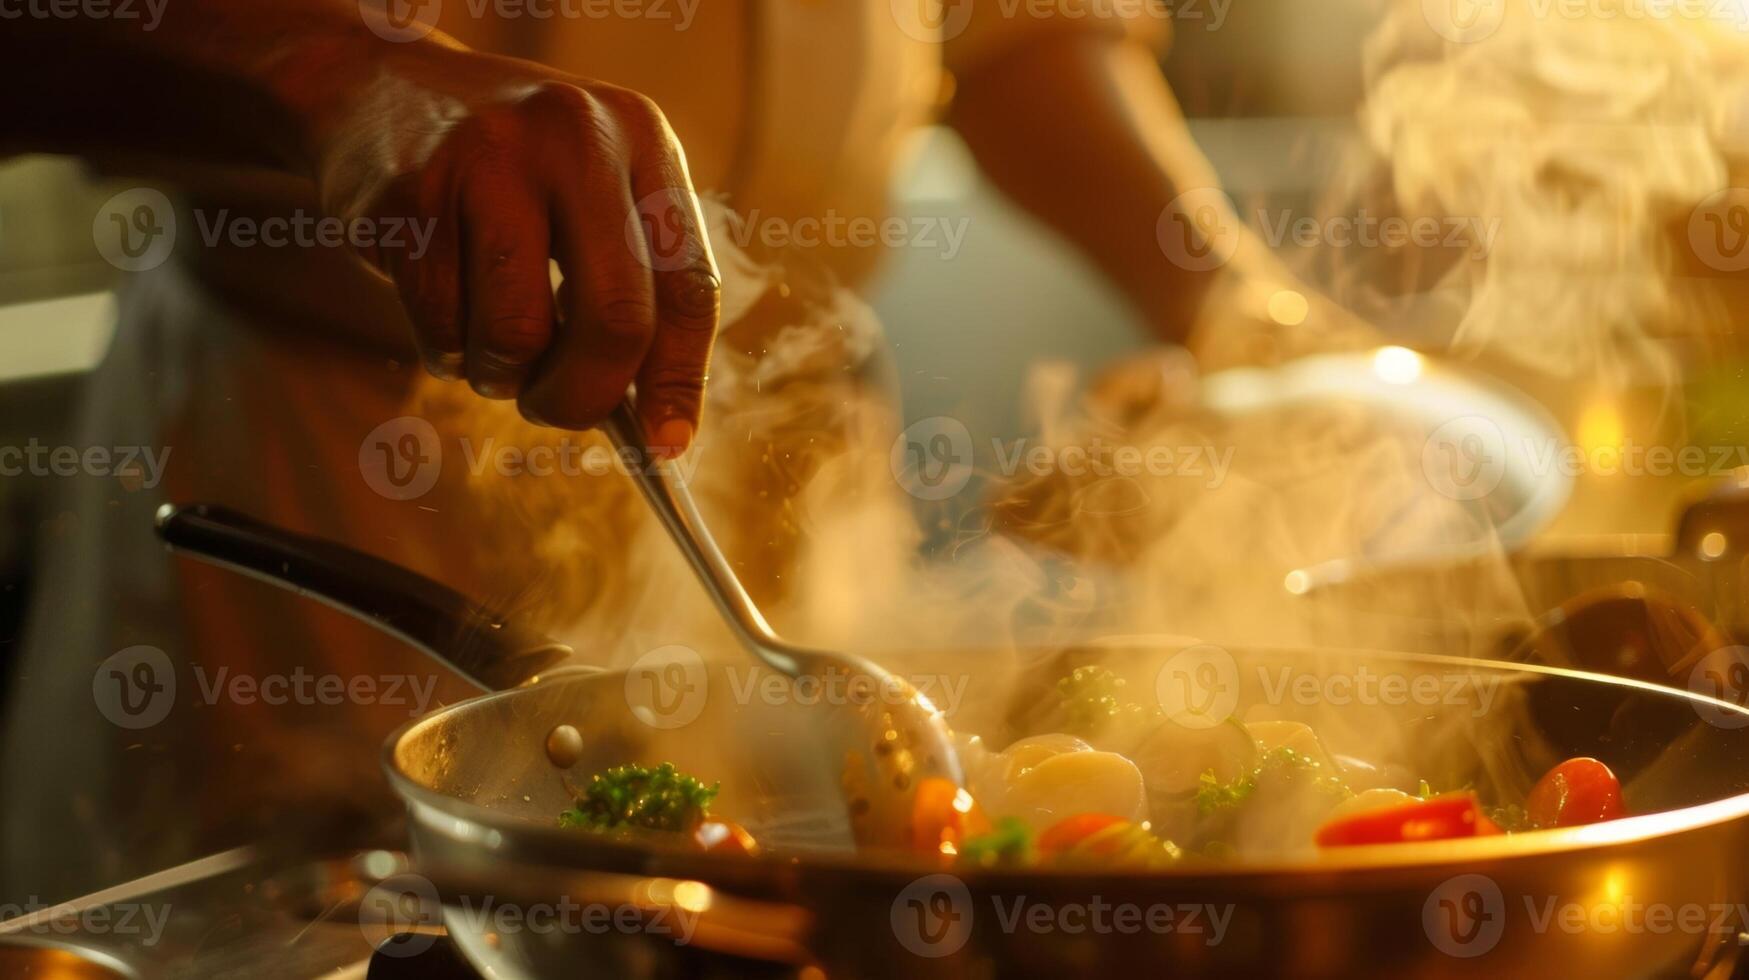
xmin=0 ymin=0 xmax=400 ymax=180
xmin=948 ymin=33 xmax=1240 ymax=344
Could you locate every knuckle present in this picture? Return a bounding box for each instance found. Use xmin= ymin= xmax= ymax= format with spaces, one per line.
xmin=528 ymin=82 xmax=597 ymax=122
xmin=660 ymin=268 xmax=722 ymax=326
xmin=526 ymin=84 xmax=615 ymax=147
xmin=601 ymin=87 xmax=668 ymax=132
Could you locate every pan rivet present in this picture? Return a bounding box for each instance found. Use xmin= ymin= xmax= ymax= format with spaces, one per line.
xmin=545 ymin=724 xmax=584 ymax=769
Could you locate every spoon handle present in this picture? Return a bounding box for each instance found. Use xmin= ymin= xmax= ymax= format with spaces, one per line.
xmin=604 ymin=399 xmax=801 ymax=674
xmin=153 ymin=503 xmax=572 ymax=692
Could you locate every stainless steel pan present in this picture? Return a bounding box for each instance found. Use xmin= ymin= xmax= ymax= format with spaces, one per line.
xmin=157 ymin=504 xmax=1749 ymax=979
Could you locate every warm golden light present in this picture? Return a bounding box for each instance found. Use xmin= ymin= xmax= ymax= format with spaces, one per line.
xmin=1576 ymin=401 xmax=1625 ymax=456
xmin=1701 ymin=531 xmax=1729 ymax=560
xmin=1267 ymin=289 xmax=1310 ymax=326
xmin=672 ymin=880 xmax=713 ymax=913
xmin=1603 ymin=870 xmax=1627 ymax=904
xmin=1371 ymin=346 xmax=1424 ymax=385
xmin=952 ymin=788 xmax=976 ymax=814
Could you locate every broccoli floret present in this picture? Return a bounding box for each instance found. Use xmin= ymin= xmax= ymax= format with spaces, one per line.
xmin=1055 ymin=665 xmax=1157 ymax=737
xmin=1485 ymin=803 xmax=1534 ymax=832
xmin=958 ymin=817 xmax=1036 ymax=869
xmin=1193 ymin=746 xmax=1350 ymax=818
xmin=560 ymin=762 xmax=719 ymax=834
xmin=1194 ymin=767 xmax=1257 ymax=817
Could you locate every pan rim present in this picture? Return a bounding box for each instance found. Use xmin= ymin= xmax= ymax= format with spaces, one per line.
xmin=381 ymin=647 xmax=1749 ymax=882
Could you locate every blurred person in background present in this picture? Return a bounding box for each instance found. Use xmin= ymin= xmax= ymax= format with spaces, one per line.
xmin=0 ymin=0 xmax=1359 ymax=902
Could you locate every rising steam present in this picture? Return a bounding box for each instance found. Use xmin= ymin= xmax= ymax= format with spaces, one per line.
xmin=402 ymin=8 xmax=1749 ymax=857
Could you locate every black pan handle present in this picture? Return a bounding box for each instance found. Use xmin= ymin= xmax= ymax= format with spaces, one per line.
xmin=154 ymin=503 xmax=572 ymax=692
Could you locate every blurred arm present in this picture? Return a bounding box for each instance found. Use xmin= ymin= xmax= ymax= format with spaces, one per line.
xmin=0 ymin=0 xmax=395 ymax=181
xmin=947 ymin=31 xmax=1239 ymax=345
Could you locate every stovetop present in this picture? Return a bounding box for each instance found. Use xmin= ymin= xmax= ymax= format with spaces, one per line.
xmin=0 ymin=848 xmax=470 ymax=979
xmin=0 ymin=846 xmax=804 ymax=979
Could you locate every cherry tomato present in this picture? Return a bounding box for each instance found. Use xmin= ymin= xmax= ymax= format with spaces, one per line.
xmin=1526 ymin=758 xmax=1625 ymax=828
xmin=911 ymin=778 xmax=992 ymax=857
xmin=694 ymin=820 xmax=759 ymax=857
xmin=1037 ymin=813 xmax=1129 ymax=855
xmin=1315 ymin=793 xmax=1502 ymax=848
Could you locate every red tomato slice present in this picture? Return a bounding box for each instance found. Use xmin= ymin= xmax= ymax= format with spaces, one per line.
xmin=1037 ymin=813 xmax=1129 ymax=855
xmin=1315 ymin=793 xmax=1502 ymax=848
xmin=1526 ymin=758 xmax=1625 ymax=828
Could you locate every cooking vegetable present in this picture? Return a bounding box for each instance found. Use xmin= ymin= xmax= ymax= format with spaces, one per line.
xmin=1055 ymin=665 xmax=1156 ymax=737
xmin=1037 ymin=812 xmax=1129 ymax=852
xmin=958 ymin=816 xmax=1036 ymax=869
xmin=560 ymin=762 xmax=719 ymax=834
xmin=1324 ymin=787 xmax=1416 ymax=822
xmin=1195 ymin=745 xmax=1350 ymax=818
xmin=694 ymin=820 xmax=759 ymax=856
xmin=1484 ymin=803 xmax=1534 ymax=833
xmin=1526 ymin=757 xmax=1625 ymax=828
xmin=1038 ymin=813 xmax=1180 ymax=869
xmin=997 ymin=734 xmax=1094 ymax=776
xmin=911 ymin=776 xmax=993 ymax=856
xmin=1314 ymin=792 xmax=1501 ymax=847
xmin=1245 ymin=720 xmax=1337 ymax=773
xmin=1127 ymin=717 xmax=1257 ymax=800
xmin=992 ymin=748 xmax=1150 ymax=831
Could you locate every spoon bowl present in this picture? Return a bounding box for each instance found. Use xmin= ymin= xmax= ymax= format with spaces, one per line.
xmin=601 ymin=400 xmax=963 ymax=846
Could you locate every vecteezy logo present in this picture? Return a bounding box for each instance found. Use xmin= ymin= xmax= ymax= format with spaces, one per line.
xmin=1688 ymin=189 xmax=1749 ymax=274
xmin=92 ymin=645 xmax=176 ymax=730
xmin=1421 ymin=415 xmax=1508 ymax=502
xmin=359 ymin=0 xmax=441 ymax=42
xmin=1155 ymin=644 xmax=1239 ymax=730
xmin=1688 ymin=646 xmax=1749 ymax=730
xmin=1422 ymin=873 xmax=1505 ymax=958
xmin=891 ymin=873 xmax=973 ymax=958
xmin=889 ymin=416 xmax=974 ymax=501
xmin=624 ymin=645 xmax=709 ymax=729
xmin=629 ymin=188 xmax=701 ymax=272
xmin=360 ymin=872 xmax=443 ymax=958
xmin=1422 ymin=0 xmax=1506 ymax=43
xmin=1156 ymin=188 xmax=1242 ymax=272
xmin=889 ymin=0 xmax=974 ymax=43
xmin=93 ymin=188 xmax=176 ymax=273
xmin=382 ymin=0 xmax=436 ymax=33
xmin=359 ymin=417 xmax=443 ymax=501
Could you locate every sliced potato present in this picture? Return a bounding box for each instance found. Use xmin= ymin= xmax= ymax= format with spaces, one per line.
xmin=1129 ymin=718 xmax=1258 ymax=800
xmin=991 ymin=750 xmax=1150 ymax=832
xmin=999 ymin=734 xmax=1095 ymax=780
xmin=1325 ymin=787 xmax=1417 ymax=822
xmin=1244 ymin=720 xmax=1336 ymax=771
xmin=1331 ymin=753 xmax=1417 ymax=794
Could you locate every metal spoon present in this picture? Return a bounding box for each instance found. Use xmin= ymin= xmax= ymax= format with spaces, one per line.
xmin=602 ymin=400 xmax=963 ymax=847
